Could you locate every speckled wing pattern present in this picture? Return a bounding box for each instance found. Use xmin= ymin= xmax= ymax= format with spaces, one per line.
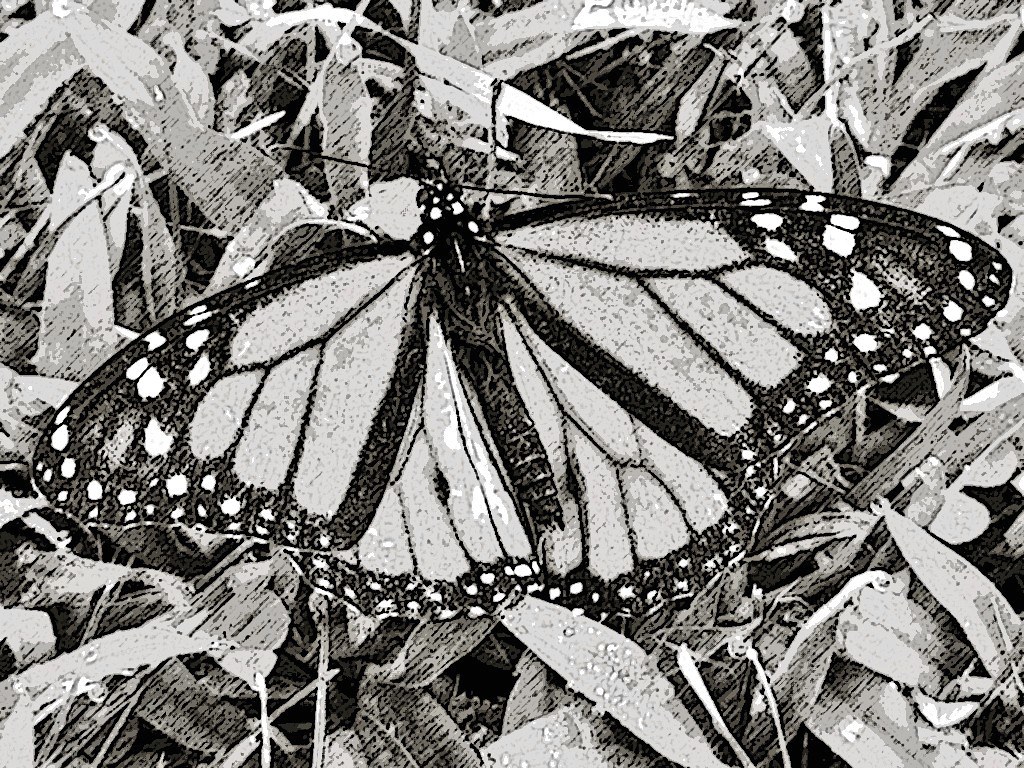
xmin=32 ymin=185 xmax=1011 ymax=620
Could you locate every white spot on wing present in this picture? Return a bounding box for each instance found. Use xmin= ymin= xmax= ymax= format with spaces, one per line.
xmin=849 ymin=270 xmax=881 ymax=309
xmin=143 ymin=417 xmax=174 ymax=457
xmin=87 ymin=480 xmax=103 ymax=500
xmin=823 ymin=225 xmax=856 ymax=257
xmin=184 ymin=311 xmax=213 ymax=326
xmin=830 ymin=214 xmax=860 ymax=230
xmin=137 ymin=367 xmax=165 ymax=399
xmin=186 ymin=329 xmax=210 ymax=351
xmin=853 ymin=334 xmax=878 ymax=352
xmin=807 ymin=375 xmax=831 ymax=394
xmin=958 ymin=270 xmax=976 ymax=290
xmin=751 ymin=213 xmax=784 ymax=231
xmin=913 ymin=323 xmax=932 ymax=340
xmin=51 ymin=425 xmax=69 ymax=451
xmin=944 ymin=301 xmax=964 ymax=322
xmin=937 ymin=225 xmax=960 ymax=238
xmin=189 ymin=354 xmax=211 ymax=386
xmin=764 ymin=238 xmax=797 ymax=262
xmin=950 ymin=240 xmax=972 ymax=261
xmin=60 ymin=457 xmax=76 ymax=478
xmin=125 ymin=358 xmax=149 ymax=380
xmin=800 ymin=195 xmax=826 ymax=212
xmin=166 ymin=474 xmax=187 ymax=497
xmin=145 ymin=332 xmax=166 ymax=350
xmin=118 ymin=489 xmax=137 ymax=505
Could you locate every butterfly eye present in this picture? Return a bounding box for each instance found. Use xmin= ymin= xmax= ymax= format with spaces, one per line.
xmin=32 ymin=185 xmax=1010 ymax=621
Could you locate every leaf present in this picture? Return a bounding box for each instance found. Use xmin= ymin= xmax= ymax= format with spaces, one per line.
xmin=267 ymin=8 xmax=672 ymax=145
xmin=494 ymin=84 xmax=672 ymax=144
xmin=837 ymin=581 xmax=946 ymax=688
xmin=0 ymin=12 xmax=77 ymax=160
xmin=134 ymin=660 xmax=252 ymax=753
xmin=501 ymin=596 xmax=729 ymax=768
xmin=0 ymin=607 xmax=55 ymax=666
xmin=753 ymin=508 xmax=879 ymax=560
xmin=324 ymin=729 xmax=369 ymax=768
xmin=348 ymin=177 xmax=422 ymax=241
xmin=758 ymin=114 xmax=835 ymax=191
xmin=0 ymin=684 xmax=34 ymax=768
xmin=31 ymin=153 xmax=122 ymax=380
xmin=67 ymin=12 xmax=166 ymax=107
xmin=820 ymin=0 xmax=895 ymax=150
xmin=894 ymin=49 xmax=1024 ymax=195
xmin=960 ymin=443 xmax=1020 ymax=488
xmin=372 ymin=616 xmax=498 ymax=687
xmin=960 ymin=374 xmax=1024 ymax=414
xmin=357 ymin=678 xmax=483 ymax=768
xmin=570 ymin=0 xmax=738 ymax=33
xmin=210 ymin=0 xmax=254 ymax=27
xmin=319 ymin=36 xmax=372 ymax=213
xmin=910 ymin=690 xmax=979 ymax=729
xmin=884 ymin=509 xmax=1023 ymax=680
xmin=165 ymin=29 xmax=214 ymax=125
xmin=214 ymin=649 xmax=278 ymax=690
xmin=806 ymin=661 xmax=925 ymax=768
xmin=185 ymin=560 xmax=291 ymax=653
xmin=92 ymin=151 xmax=133 ymax=274
xmin=503 ymin=650 xmax=561 ymax=732
xmin=21 ymin=549 xmax=192 ymax=607
xmin=204 ymin=179 xmax=332 ymax=294
xmin=928 ymin=491 xmax=991 ymax=545
xmin=483 ymin=703 xmax=651 ymax=768
xmin=0 ymin=368 xmax=65 ymax=461
xmin=15 ymin=620 xmax=216 ymax=713
xmin=144 ymin=118 xmax=280 ymax=236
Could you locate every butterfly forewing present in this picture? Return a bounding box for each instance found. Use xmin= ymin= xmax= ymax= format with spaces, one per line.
xmin=34 ymin=241 xmax=427 ymax=553
xmin=491 ymin=188 xmax=1011 ymax=478
xmin=32 ymin=182 xmax=1011 ymax=620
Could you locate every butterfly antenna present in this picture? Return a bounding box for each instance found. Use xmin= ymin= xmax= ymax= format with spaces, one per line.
xmin=280 ymin=146 xmax=609 ymax=201
xmin=276 ymin=146 xmax=374 ymax=174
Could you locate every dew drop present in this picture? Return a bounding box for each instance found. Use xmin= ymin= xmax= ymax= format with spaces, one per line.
xmin=86 ymin=680 xmax=109 ymax=703
xmin=17 ymin=548 xmax=38 ymax=566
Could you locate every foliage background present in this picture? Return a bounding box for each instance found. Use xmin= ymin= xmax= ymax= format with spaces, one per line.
xmin=0 ymin=0 xmax=1022 ymax=765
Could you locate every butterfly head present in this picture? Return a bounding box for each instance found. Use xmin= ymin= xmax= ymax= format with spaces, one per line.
xmin=413 ymin=178 xmax=484 ymax=257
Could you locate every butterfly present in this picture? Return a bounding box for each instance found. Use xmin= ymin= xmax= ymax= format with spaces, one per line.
xmin=31 ymin=179 xmax=1011 ymax=621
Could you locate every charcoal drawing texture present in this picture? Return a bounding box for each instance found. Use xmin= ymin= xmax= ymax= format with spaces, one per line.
xmin=0 ymin=0 xmax=1022 ymax=766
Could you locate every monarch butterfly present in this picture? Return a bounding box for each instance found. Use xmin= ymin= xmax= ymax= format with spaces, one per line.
xmin=31 ymin=179 xmax=1011 ymax=620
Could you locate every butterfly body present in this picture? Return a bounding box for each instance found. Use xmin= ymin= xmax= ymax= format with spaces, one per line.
xmin=32 ymin=182 xmax=1011 ymax=620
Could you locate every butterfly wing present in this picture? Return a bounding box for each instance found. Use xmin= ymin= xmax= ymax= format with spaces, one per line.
xmin=478 ymin=188 xmax=1010 ymax=611
xmin=32 ymin=184 xmax=1011 ymax=621
xmin=33 ymin=241 xmax=430 ymax=553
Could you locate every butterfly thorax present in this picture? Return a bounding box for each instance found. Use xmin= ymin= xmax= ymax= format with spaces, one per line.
xmin=414 ymin=180 xmax=503 ymax=351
